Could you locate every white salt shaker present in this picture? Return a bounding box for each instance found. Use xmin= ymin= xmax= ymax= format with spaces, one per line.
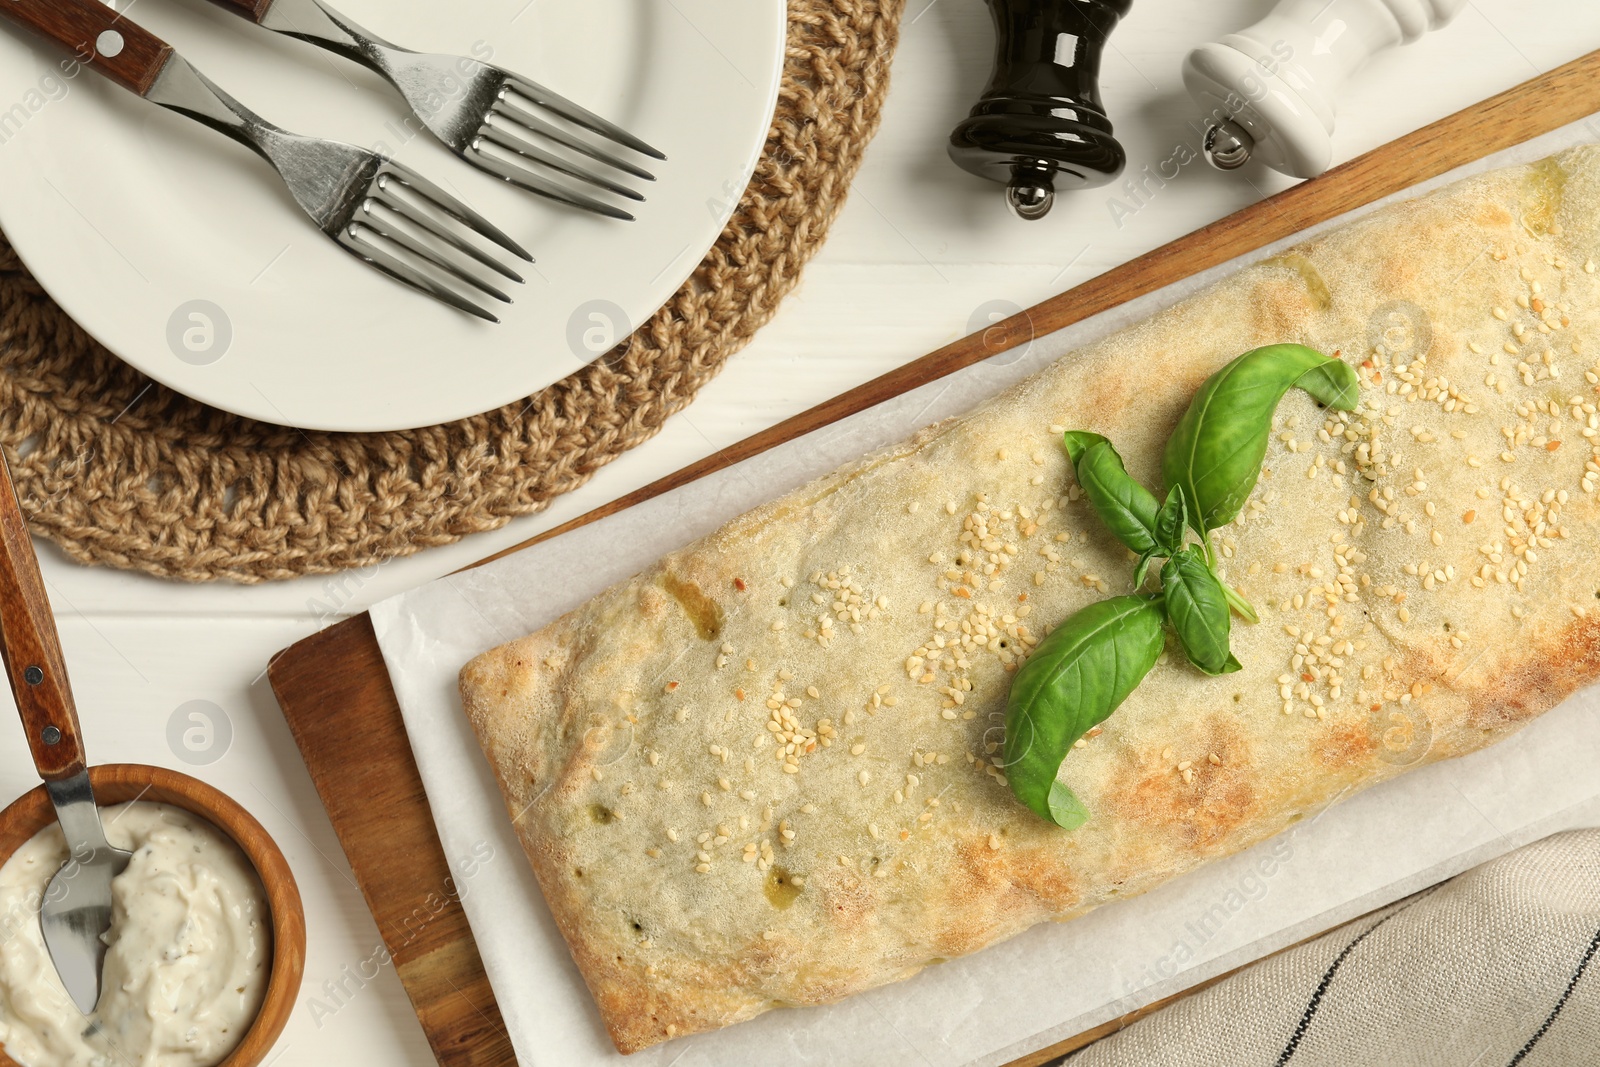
xmin=1183 ymin=0 xmax=1468 ymax=178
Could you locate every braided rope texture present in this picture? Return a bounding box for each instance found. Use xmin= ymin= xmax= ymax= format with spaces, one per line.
xmin=0 ymin=0 xmax=905 ymax=583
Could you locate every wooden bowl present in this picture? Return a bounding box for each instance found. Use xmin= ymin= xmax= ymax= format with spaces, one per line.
xmin=0 ymin=764 xmax=305 ymax=1067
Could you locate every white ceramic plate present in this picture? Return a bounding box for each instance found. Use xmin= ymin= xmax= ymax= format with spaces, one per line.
xmin=0 ymin=0 xmax=785 ymax=431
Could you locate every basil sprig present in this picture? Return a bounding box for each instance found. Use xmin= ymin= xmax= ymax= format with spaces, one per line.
xmin=1062 ymin=432 xmax=1162 ymax=555
xmin=1161 ymin=546 xmax=1241 ymax=676
xmin=1162 ymin=344 xmax=1360 ymax=537
xmin=1152 ymin=490 xmax=1187 ymax=561
xmin=1004 ymin=595 xmax=1166 ymax=828
xmin=1004 ymin=344 xmax=1359 ymax=828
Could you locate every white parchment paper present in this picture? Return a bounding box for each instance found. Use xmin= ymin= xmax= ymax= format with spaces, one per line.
xmin=369 ymin=120 xmax=1600 ymax=1067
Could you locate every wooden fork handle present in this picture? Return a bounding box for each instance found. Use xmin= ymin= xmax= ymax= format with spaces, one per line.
xmin=0 ymin=450 xmax=85 ymax=781
xmin=0 ymin=0 xmax=173 ymax=97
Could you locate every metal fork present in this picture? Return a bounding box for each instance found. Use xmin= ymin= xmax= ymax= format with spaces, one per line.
xmin=207 ymin=0 xmax=666 ymax=221
xmin=0 ymin=0 xmax=531 ymax=321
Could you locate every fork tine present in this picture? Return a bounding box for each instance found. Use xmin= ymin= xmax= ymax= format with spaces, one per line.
xmin=373 ymin=185 xmax=525 ymax=283
xmin=465 ymin=147 xmax=638 ymax=222
xmin=501 ymin=73 xmax=666 ymax=161
xmin=376 ymin=168 xmax=534 ymax=263
xmin=338 ymin=226 xmax=501 ymax=323
xmin=352 ymin=210 xmax=514 ymax=305
xmin=479 ymin=125 xmax=645 ymax=203
xmin=492 ymin=95 xmax=657 ymax=182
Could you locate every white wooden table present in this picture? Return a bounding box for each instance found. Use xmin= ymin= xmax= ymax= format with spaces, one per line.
xmin=5 ymin=2 xmax=1599 ymax=1062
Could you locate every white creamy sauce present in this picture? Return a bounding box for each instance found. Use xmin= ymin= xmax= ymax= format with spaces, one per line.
xmin=0 ymin=802 xmax=270 ymax=1067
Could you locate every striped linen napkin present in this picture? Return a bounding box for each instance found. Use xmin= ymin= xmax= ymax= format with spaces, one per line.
xmin=1059 ymin=830 xmax=1600 ymax=1067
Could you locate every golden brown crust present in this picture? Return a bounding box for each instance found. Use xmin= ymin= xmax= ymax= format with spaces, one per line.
xmin=460 ymin=147 xmax=1600 ymax=1054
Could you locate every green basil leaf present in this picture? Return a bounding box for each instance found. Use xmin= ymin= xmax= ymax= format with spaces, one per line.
xmin=1060 ymin=430 xmax=1104 ymax=466
xmin=1294 ymin=360 xmax=1361 ymax=410
xmin=1132 ymin=552 xmax=1156 ymax=592
xmin=1004 ymin=595 xmax=1166 ymax=826
xmin=1153 ymin=488 xmax=1187 ymax=555
xmin=1161 ymin=546 xmax=1235 ymax=675
xmin=1062 ymin=432 xmax=1161 ymax=555
xmin=1161 ymin=344 xmax=1360 ymax=534
xmin=1048 ymin=782 xmax=1091 ymax=831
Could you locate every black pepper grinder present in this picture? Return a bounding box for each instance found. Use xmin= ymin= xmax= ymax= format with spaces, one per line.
xmin=949 ymin=0 xmax=1133 ymax=220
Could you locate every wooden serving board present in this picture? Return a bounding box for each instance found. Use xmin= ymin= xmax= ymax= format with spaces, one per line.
xmin=267 ymin=50 xmax=1600 ymax=1067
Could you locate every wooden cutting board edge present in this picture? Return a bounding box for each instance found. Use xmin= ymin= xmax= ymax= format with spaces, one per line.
xmin=267 ymin=49 xmax=1600 ymax=1067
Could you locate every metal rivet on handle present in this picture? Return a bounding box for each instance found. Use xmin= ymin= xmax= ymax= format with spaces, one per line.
xmin=41 ymin=726 xmax=61 ymax=746
xmin=24 ymin=665 xmax=43 ymax=686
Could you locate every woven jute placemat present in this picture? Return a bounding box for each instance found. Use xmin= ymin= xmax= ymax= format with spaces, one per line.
xmin=0 ymin=0 xmax=904 ymax=583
